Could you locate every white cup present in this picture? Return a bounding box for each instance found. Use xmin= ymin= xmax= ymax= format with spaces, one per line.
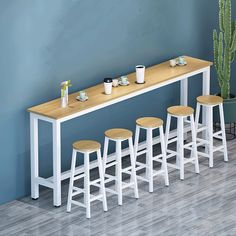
xmin=79 ymin=91 xmax=86 ymax=100
xmin=104 ymin=78 xmax=113 ymax=95
xmin=178 ymin=56 xmax=185 ymax=65
xmin=169 ymin=59 xmax=176 ymax=67
xmin=120 ymin=76 xmax=128 ymax=84
xmin=136 ymin=65 xmax=145 ymax=84
xmin=112 ymin=79 xmax=119 ymax=87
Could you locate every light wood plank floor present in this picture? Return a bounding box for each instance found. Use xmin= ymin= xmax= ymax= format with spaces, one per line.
xmin=1 ymin=139 xmax=236 ymax=236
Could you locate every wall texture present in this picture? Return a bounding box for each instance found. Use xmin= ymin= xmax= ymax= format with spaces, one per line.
xmin=0 ymin=0 xmax=235 ymax=204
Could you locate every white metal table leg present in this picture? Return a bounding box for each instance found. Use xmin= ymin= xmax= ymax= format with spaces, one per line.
xmin=202 ymin=68 xmax=211 ymax=149
xmin=30 ymin=113 xmax=39 ymax=199
xmin=180 ymin=78 xmax=188 ymax=140
xmin=180 ymin=77 xmax=188 ymax=106
xmin=202 ymin=67 xmax=210 ymax=95
xmin=53 ymin=121 xmax=62 ymax=207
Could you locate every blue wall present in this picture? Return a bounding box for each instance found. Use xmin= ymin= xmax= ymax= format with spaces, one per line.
xmin=0 ymin=0 xmax=236 ymax=204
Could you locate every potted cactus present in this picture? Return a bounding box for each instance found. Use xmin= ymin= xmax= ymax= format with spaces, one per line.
xmin=213 ymin=0 xmax=236 ymax=124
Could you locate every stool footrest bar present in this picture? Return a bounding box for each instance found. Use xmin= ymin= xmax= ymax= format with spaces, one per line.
xmin=122 ymin=182 xmax=134 ymax=189
xmin=197 ymin=151 xmax=210 ymax=158
xmin=213 ymin=131 xmax=223 ymax=137
xmin=104 ymin=174 xmax=116 ymax=183
xmin=122 ymin=166 xmax=132 ymax=173
xmin=71 ymin=200 xmax=86 ymax=208
xmin=153 ymin=154 xmax=163 ymax=160
xmin=90 ymin=194 xmax=103 ymax=202
xmin=73 ymin=186 xmax=85 ymax=193
xmin=136 ymin=175 xmax=149 ymax=182
xmin=136 ymin=161 xmax=147 ymax=168
xmin=89 ymin=179 xmax=101 ymax=186
xmin=136 ymin=149 xmax=147 ymax=156
xmin=135 ymin=165 xmax=145 ymax=172
xmin=73 ymin=173 xmax=85 ymax=181
xmin=213 ymin=145 xmax=224 ymax=152
xmin=152 ymin=169 xmax=165 ymax=177
xmin=105 ymin=161 xmax=117 ymax=169
xmin=183 ymin=142 xmax=193 ymax=149
xmin=167 ymin=137 xmax=178 ymax=145
xmin=105 ymin=188 xmax=117 ymax=195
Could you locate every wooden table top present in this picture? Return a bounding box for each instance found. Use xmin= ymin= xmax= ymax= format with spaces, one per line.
xmin=27 ymin=56 xmax=212 ymax=120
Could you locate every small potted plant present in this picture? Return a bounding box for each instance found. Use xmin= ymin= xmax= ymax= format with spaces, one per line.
xmin=213 ymin=0 xmax=236 ymax=133
xmin=61 ymin=80 xmax=72 ymax=108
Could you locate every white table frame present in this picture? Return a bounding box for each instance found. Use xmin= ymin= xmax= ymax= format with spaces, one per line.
xmin=30 ymin=66 xmax=210 ymax=206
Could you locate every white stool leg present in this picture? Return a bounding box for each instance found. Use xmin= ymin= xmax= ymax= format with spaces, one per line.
xmin=134 ymin=125 xmax=140 ymax=162
xmin=219 ymin=103 xmax=228 ymax=162
xmin=116 ymin=141 xmax=123 ymax=205
xmin=103 ymin=137 xmax=109 ymax=173
xmin=177 ymin=117 xmax=184 ymax=180
xmin=84 ymin=152 xmax=91 ymax=218
xmin=67 ymin=149 xmax=77 ymax=212
xmin=147 ymin=128 xmax=153 ymax=192
xmin=195 ymin=102 xmax=201 ymax=131
xmin=165 ymin=114 xmax=171 ymax=150
xmin=128 ymin=137 xmax=139 ymax=199
xmin=159 ymin=125 xmax=169 ymax=186
xmin=190 ymin=114 xmax=200 ymax=174
xmin=207 ymin=106 xmax=214 ymax=168
xmin=97 ymin=149 xmax=108 ymax=212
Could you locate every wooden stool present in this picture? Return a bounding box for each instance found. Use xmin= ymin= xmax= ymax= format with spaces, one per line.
xmin=134 ymin=117 xmax=169 ymax=192
xmin=165 ymin=106 xmax=199 ymax=180
xmin=103 ymin=128 xmax=139 ymax=205
xmin=67 ymin=140 xmax=107 ymax=218
xmin=195 ymin=95 xmax=228 ymax=167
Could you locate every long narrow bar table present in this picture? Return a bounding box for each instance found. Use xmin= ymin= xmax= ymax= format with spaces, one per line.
xmin=28 ymin=56 xmax=212 ymax=206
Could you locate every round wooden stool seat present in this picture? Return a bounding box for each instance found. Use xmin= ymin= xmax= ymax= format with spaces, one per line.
xmin=197 ymin=95 xmax=223 ymax=105
xmin=167 ymin=106 xmax=194 ymax=117
xmin=136 ymin=117 xmax=163 ymax=128
xmin=105 ymin=128 xmax=132 ymax=140
xmin=73 ymin=140 xmax=101 ymax=152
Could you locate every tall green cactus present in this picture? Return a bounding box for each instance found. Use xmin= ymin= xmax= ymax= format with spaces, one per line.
xmin=213 ymin=0 xmax=236 ymax=99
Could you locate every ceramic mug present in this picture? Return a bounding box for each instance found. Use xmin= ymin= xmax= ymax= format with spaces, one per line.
xmin=178 ymin=56 xmax=185 ymax=65
xmin=169 ymin=59 xmax=177 ymax=67
xmin=79 ymin=91 xmax=86 ymax=100
xmin=120 ymin=76 xmax=128 ymax=84
xmin=104 ymin=78 xmax=113 ymax=95
xmin=112 ymin=79 xmax=119 ymax=87
xmin=136 ymin=65 xmax=145 ymax=84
